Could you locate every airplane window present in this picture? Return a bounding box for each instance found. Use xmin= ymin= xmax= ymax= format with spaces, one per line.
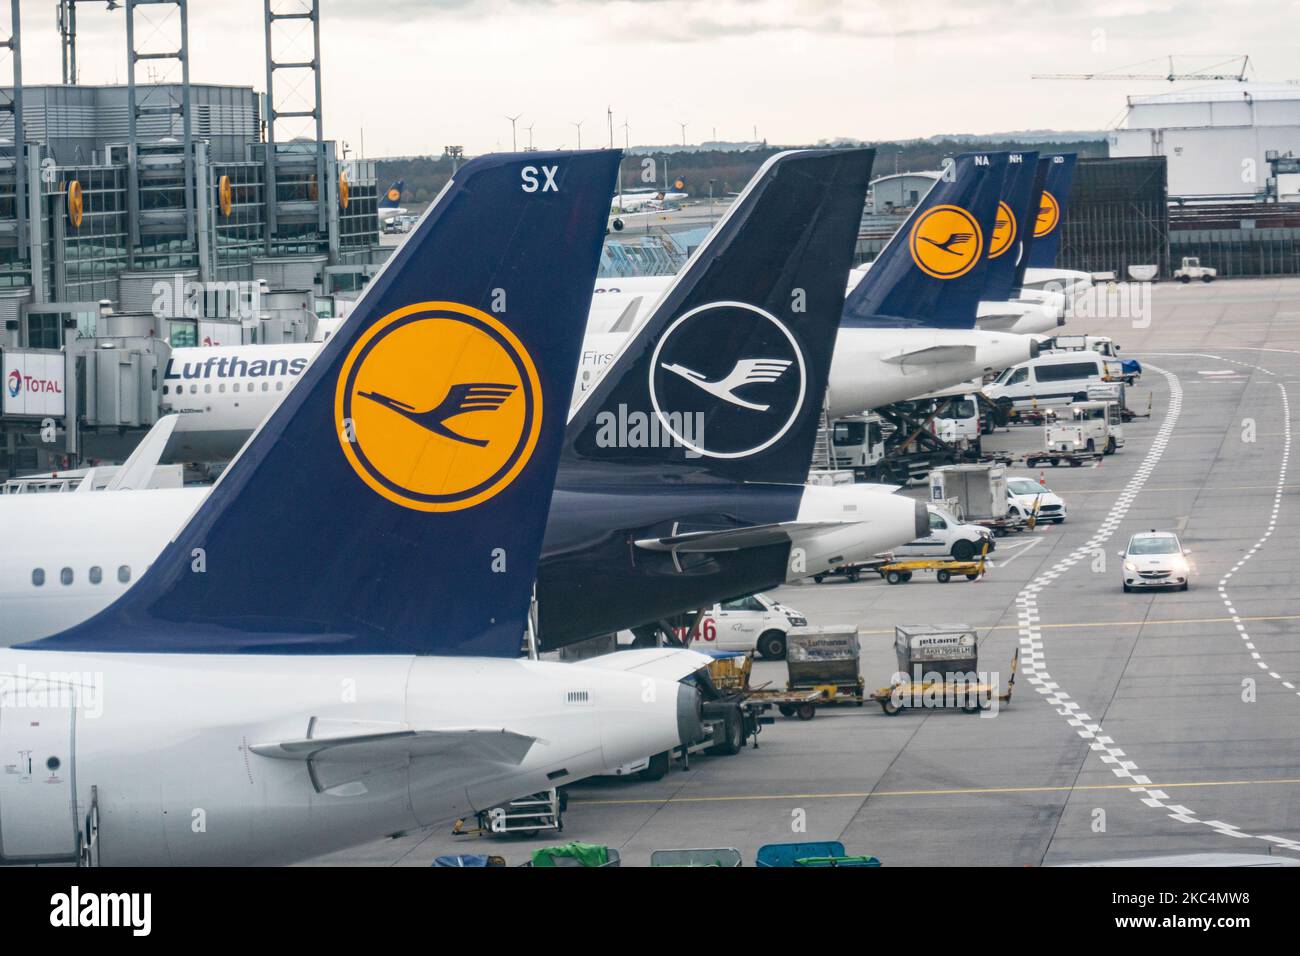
xmin=233 ymin=383 xmax=240 ymax=392
xmin=218 ymin=384 xmax=226 ymax=393
xmin=205 ymin=384 xmax=212 ymax=393
xmin=61 ymin=567 xmax=73 ymax=586
xmin=163 ymin=385 xmax=169 ymax=395
xmin=190 ymin=385 xmax=197 ymax=394
xmin=276 ymin=381 xmax=284 ymax=391
xmin=118 ymin=565 xmax=131 ymax=584
xmin=89 ymin=566 xmax=102 ymax=584
xmin=262 ymin=382 xmax=269 ymax=392
xmin=32 ymin=568 xmax=44 ymax=586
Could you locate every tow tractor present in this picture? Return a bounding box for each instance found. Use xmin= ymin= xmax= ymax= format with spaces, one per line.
xmin=1044 ymin=399 xmax=1124 ymax=457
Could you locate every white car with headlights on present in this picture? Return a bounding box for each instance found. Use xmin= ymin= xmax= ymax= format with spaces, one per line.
xmin=1120 ymin=531 xmax=1191 ymax=592
xmin=1006 ymin=475 xmax=1067 ymax=524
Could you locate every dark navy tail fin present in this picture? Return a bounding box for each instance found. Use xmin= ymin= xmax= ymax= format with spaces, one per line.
xmin=563 ymin=148 xmax=874 ymax=487
xmin=981 ymin=150 xmax=1039 ymax=302
xmin=843 ymin=151 xmax=1009 ymax=330
xmin=1027 ymin=153 xmax=1076 ymax=269
xmin=29 ymin=151 xmax=621 ymax=655
xmin=1013 ymin=158 xmax=1050 ymax=290
xmin=379 ymin=179 xmax=405 ymax=209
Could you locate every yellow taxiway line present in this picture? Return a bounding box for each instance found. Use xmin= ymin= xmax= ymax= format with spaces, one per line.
xmin=572 ymin=777 xmax=1300 ymax=808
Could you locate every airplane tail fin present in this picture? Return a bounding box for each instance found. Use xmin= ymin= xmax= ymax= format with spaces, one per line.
xmin=1012 ymin=158 xmax=1051 ymax=290
xmin=379 ymin=179 xmax=405 ymax=209
xmin=1026 ymin=154 xmax=1076 ymax=269
xmin=28 ymin=151 xmax=621 ymax=656
xmin=981 ymin=150 xmax=1039 ymax=302
xmin=564 ymin=147 xmax=875 ymax=486
xmin=843 ymin=151 xmax=1009 ymax=330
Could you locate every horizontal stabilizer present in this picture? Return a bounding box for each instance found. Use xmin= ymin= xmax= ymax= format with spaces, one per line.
xmin=634 ymin=521 xmax=840 ymax=553
xmin=252 ymin=725 xmax=536 ymax=765
xmin=582 ymin=647 xmax=713 ymax=681
xmin=883 ymin=344 xmax=978 ymax=365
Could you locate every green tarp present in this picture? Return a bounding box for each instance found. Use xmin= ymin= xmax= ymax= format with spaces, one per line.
xmin=530 ymin=842 xmax=609 ymax=867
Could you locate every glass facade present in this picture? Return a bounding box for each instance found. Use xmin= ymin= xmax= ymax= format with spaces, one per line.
xmin=56 ymin=165 xmax=129 ymax=303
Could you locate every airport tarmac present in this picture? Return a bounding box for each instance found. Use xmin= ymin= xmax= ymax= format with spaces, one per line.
xmin=310 ymin=277 xmax=1300 ymax=867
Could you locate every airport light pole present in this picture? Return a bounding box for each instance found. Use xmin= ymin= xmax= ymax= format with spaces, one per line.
xmin=444 ymin=145 xmax=463 ymax=175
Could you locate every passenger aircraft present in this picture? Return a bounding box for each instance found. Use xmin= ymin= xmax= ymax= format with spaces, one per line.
xmin=538 ymin=148 xmax=926 ymax=648
xmin=1021 ymin=154 xmax=1091 ymax=294
xmin=377 ymin=178 xmax=407 ymax=218
xmin=612 ymin=189 xmax=688 ymax=213
xmin=0 ymin=149 xmax=711 ymax=866
xmin=4 ymin=149 xmax=924 ymax=653
xmin=582 ymin=152 xmax=1039 ymax=421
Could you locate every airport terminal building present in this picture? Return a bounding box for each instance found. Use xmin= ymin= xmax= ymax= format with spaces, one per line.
xmin=0 ymin=5 xmax=386 ymax=476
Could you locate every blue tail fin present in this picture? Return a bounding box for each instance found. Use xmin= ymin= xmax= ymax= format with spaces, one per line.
xmin=563 ymin=148 xmax=875 ymax=487
xmin=1026 ymin=153 xmax=1076 ymax=269
xmin=28 ymin=151 xmax=621 ymax=655
xmin=980 ymin=150 xmax=1039 ymax=302
xmin=378 ymin=179 xmax=405 ymax=209
xmin=1012 ymin=158 xmax=1050 ymax=290
xmin=843 ymin=151 xmax=1010 ymax=330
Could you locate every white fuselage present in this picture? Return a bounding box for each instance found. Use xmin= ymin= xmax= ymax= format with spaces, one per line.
xmin=0 ymin=649 xmax=690 ymax=865
xmin=2 ymin=489 xmax=207 ymax=643
xmin=1 ymin=477 xmax=921 ymax=644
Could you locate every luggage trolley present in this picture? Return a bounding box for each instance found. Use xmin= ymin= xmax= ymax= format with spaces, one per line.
xmin=784 ymin=626 xmax=865 ymax=717
xmin=870 ymin=624 xmax=1017 ymax=715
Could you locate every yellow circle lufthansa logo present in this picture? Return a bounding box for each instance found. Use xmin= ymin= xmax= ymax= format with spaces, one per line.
xmin=387 ymin=186 xmax=401 ymax=202
xmin=218 ymin=175 xmax=233 ymax=217
xmin=1035 ymin=190 xmax=1060 ymax=238
xmin=334 ymin=302 xmax=543 ymax=512
xmin=988 ymin=201 xmax=1016 ymax=259
xmin=909 ymin=204 xmax=984 ymax=280
xmin=67 ymin=180 xmax=84 ymax=229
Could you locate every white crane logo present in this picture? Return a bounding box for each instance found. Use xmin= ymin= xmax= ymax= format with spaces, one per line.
xmin=648 ymin=301 xmax=807 ymax=460
xmin=660 ymin=358 xmax=793 ymax=412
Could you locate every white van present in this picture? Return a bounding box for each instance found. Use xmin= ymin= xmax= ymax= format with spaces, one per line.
xmin=983 ymin=352 xmax=1123 ymax=410
xmin=687 ymin=594 xmax=809 ymax=660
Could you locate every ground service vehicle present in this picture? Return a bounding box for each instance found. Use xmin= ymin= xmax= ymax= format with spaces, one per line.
xmin=1173 ymin=256 xmax=1217 ymax=283
xmin=1045 ymin=400 xmax=1124 ymax=455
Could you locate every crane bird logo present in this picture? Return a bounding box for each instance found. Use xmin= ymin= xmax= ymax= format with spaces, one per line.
xmin=661 ymin=358 xmax=793 ymax=412
xmin=1035 ymin=190 xmax=1060 ymax=237
xmin=334 ymin=302 xmax=542 ymax=512
xmin=988 ymin=201 xmax=1017 ymax=259
xmin=908 ymin=204 xmax=984 ymax=280
xmin=649 ymin=301 xmax=807 ymax=460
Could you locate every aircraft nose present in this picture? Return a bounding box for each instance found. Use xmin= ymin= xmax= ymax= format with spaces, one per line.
xmin=914 ymin=499 xmax=929 ymax=539
xmin=1029 ymin=337 xmax=1041 ymax=359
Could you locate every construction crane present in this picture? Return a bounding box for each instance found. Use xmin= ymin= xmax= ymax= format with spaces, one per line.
xmin=1034 ymin=55 xmax=1252 ymax=83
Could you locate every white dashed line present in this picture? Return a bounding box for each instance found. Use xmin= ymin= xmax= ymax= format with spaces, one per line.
xmin=1016 ymin=362 xmax=1300 ymax=854
xmin=1212 ymin=373 xmax=1297 ymax=701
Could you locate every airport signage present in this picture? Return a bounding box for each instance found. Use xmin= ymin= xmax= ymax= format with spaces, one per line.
xmin=2 ymin=349 xmax=65 ymax=418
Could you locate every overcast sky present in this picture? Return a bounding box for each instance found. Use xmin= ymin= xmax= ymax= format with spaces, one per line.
xmin=12 ymin=0 xmax=1298 ymax=156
